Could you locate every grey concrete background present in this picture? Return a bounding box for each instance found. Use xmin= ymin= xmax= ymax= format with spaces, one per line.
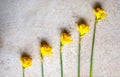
xmin=0 ymin=0 xmax=120 ymax=77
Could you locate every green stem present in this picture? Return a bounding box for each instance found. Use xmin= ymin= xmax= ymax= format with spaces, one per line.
xmin=90 ymin=19 xmax=98 ymax=77
xmin=41 ymin=55 xmax=44 ymax=77
xmin=22 ymin=66 xmax=25 ymax=77
xmin=78 ymin=34 xmax=81 ymax=77
xmin=60 ymin=43 xmax=63 ymax=77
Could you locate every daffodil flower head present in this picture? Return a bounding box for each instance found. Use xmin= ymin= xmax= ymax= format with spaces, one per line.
xmin=76 ymin=24 xmax=90 ymax=36
xmin=20 ymin=54 xmax=32 ymax=68
xmin=60 ymin=31 xmax=72 ymax=46
xmin=93 ymin=8 xmax=107 ymax=20
xmin=40 ymin=41 xmax=53 ymax=57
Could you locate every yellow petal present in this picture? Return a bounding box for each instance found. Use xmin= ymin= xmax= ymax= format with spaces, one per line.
xmin=40 ymin=43 xmax=53 ymax=57
xmin=20 ymin=55 xmax=32 ymax=68
xmin=76 ymin=24 xmax=90 ymax=36
xmin=60 ymin=32 xmax=72 ymax=45
xmin=93 ymin=8 xmax=107 ymax=20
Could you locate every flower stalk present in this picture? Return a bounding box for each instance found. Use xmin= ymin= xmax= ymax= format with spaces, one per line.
xmin=78 ymin=34 xmax=82 ymax=77
xmin=89 ymin=18 xmax=98 ymax=77
xmin=41 ymin=55 xmax=44 ymax=77
xmin=60 ymin=43 xmax=63 ymax=77
xmin=22 ymin=66 xmax=25 ymax=77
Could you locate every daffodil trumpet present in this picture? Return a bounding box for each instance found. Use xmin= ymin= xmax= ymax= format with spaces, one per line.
xmin=76 ymin=23 xmax=90 ymax=77
xmin=40 ymin=42 xmax=52 ymax=77
xmin=89 ymin=7 xmax=107 ymax=77
xmin=20 ymin=54 xmax=32 ymax=77
xmin=60 ymin=32 xmax=72 ymax=77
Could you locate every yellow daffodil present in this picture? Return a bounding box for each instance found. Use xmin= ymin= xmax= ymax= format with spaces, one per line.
xmin=20 ymin=55 xmax=32 ymax=68
xmin=76 ymin=23 xmax=90 ymax=77
xmin=60 ymin=32 xmax=72 ymax=46
xmin=76 ymin=24 xmax=90 ymax=36
xmin=93 ymin=8 xmax=107 ymax=20
xmin=40 ymin=42 xmax=52 ymax=77
xmin=90 ymin=7 xmax=107 ymax=77
xmin=60 ymin=31 xmax=72 ymax=77
xmin=40 ymin=43 xmax=52 ymax=57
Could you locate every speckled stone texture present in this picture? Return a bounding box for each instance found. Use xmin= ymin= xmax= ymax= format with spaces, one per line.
xmin=0 ymin=0 xmax=120 ymax=77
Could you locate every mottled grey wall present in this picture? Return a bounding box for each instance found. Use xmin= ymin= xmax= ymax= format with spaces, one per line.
xmin=0 ymin=0 xmax=120 ymax=77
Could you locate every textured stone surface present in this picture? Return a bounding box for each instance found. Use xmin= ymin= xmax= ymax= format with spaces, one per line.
xmin=0 ymin=0 xmax=120 ymax=77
